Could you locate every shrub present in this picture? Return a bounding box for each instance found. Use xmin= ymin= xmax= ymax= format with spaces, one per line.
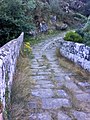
xmin=83 ymin=32 xmax=90 ymax=46
xmin=0 ymin=0 xmax=36 ymax=47
xmin=64 ymin=31 xmax=83 ymax=43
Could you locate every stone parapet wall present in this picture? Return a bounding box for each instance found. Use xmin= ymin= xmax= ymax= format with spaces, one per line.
xmin=59 ymin=40 xmax=90 ymax=72
xmin=0 ymin=33 xmax=24 ymax=108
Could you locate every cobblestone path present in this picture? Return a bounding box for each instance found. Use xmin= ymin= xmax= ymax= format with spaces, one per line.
xmin=12 ymin=34 xmax=90 ymax=120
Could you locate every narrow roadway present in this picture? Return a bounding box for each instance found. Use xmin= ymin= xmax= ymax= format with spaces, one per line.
xmin=12 ymin=34 xmax=90 ymax=120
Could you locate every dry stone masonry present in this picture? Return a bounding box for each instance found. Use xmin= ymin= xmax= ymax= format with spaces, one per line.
xmin=59 ymin=40 xmax=90 ymax=72
xmin=0 ymin=32 xmax=24 ymax=108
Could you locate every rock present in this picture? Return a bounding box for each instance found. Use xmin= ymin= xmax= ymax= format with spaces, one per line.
xmin=55 ymin=24 xmax=68 ymax=31
xmin=56 ymin=90 xmax=68 ymax=98
xmin=58 ymin=112 xmax=71 ymax=120
xmin=60 ymin=24 xmax=68 ymax=30
xmin=29 ymin=112 xmax=51 ymax=120
xmin=31 ymin=89 xmax=54 ymax=98
xmin=28 ymin=30 xmax=37 ymax=37
xmin=72 ymin=111 xmax=89 ymax=120
xmin=76 ymin=93 xmax=90 ymax=103
xmin=28 ymin=101 xmax=37 ymax=109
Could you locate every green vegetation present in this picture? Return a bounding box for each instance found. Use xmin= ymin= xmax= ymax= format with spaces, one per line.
xmin=75 ymin=16 xmax=90 ymax=46
xmin=83 ymin=16 xmax=90 ymax=32
xmin=11 ymin=55 xmax=33 ymax=120
xmin=0 ymin=0 xmax=36 ymax=47
xmin=73 ymin=13 xmax=87 ymax=23
xmin=25 ymin=30 xmax=60 ymax=45
xmin=23 ymin=42 xmax=33 ymax=58
xmin=64 ymin=16 xmax=90 ymax=46
xmin=0 ymin=0 xmax=89 ymax=47
xmin=84 ymin=32 xmax=90 ymax=46
xmin=64 ymin=31 xmax=83 ymax=43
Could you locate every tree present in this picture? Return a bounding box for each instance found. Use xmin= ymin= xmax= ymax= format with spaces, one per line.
xmin=0 ymin=0 xmax=36 ymax=47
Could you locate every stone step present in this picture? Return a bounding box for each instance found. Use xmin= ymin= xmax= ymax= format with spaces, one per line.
xmin=42 ymin=98 xmax=71 ymax=109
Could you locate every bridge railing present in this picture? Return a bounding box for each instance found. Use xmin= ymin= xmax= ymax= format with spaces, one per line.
xmin=0 ymin=32 xmax=24 ymax=112
xmin=60 ymin=40 xmax=90 ymax=72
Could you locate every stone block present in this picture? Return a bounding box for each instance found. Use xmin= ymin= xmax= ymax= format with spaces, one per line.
xmin=42 ymin=98 xmax=71 ymax=109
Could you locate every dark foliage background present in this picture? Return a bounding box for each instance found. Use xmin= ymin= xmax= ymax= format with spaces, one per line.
xmin=0 ymin=0 xmax=36 ymax=47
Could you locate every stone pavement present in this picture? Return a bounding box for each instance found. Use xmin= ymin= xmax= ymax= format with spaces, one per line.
xmin=11 ymin=34 xmax=90 ymax=120
xmin=28 ymin=35 xmax=90 ymax=120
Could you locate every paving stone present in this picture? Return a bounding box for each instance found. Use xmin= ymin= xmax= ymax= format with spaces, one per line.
xmin=49 ymin=61 xmax=59 ymax=65
xmin=31 ymin=61 xmax=38 ymax=64
xmin=31 ymin=69 xmax=39 ymax=72
xmin=13 ymin=34 xmax=90 ymax=120
xmin=30 ymin=72 xmax=37 ymax=76
xmin=31 ymin=59 xmax=37 ymax=62
xmin=72 ymin=111 xmax=88 ymax=120
xmin=35 ymin=80 xmax=54 ymax=88
xmin=31 ymin=89 xmax=54 ymax=98
xmin=36 ymin=80 xmax=52 ymax=84
xmin=31 ymin=66 xmax=46 ymax=69
xmin=42 ymin=98 xmax=71 ymax=109
xmin=41 ymin=84 xmax=54 ymax=88
xmin=32 ymin=76 xmax=49 ymax=80
xmin=58 ymin=112 xmax=71 ymax=120
xmin=37 ymin=71 xmax=51 ymax=75
xmin=76 ymin=93 xmax=90 ymax=103
xmin=56 ymin=90 xmax=68 ymax=98
xmin=78 ymin=82 xmax=90 ymax=92
xmin=37 ymin=112 xmax=51 ymax=120
xmin=78 ymin=82 xmax=90 ymax=86
xmin=34 ymin=56 xmax=42 ymax=59
xmin=64 ymin=75 xmax=71 ymax=80
xmin=57 ymin=82 xmax=65 ymax=87
xmin=34 ymin=85 xmax=41 ymax=88
xmin=51 ymin=67 xmax=63 ymax=72
xmin=28 ymin=102 xmax=37 ymax=109
xmin=50 ymin=64 xmax=60 ymax=68
xmin=31 ymin=64 xmax=39 ymax=68
xmin=65 ymin=81 xmax=83 ymax=94
xmin=32 ymin=69 xmax=44 ymax=73
xmin=54 ymin=76 xmax=65 ymax=81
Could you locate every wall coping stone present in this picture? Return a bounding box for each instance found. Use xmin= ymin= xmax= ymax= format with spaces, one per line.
xmin=0 ymin=32 xmax=24 ymax=111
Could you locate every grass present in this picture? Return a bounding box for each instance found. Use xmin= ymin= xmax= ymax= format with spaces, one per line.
xmin=11 ymin=55 xmax=35 ymax=120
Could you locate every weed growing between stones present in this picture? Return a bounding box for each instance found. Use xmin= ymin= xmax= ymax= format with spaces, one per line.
xmin=11 ymin=55 xmax=35 ymax=120
xmin=20 ymin=42 xmax=34 ymax=59
xmin=23 ymin=42 xmax=32 ymax=57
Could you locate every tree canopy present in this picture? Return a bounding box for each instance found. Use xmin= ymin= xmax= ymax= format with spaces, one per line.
xmin=0 ymin=0 xmax=36 ymax=47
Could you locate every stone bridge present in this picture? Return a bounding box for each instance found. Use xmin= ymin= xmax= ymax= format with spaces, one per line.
xmin=0 ymin=33 xmax=90 ymax=120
